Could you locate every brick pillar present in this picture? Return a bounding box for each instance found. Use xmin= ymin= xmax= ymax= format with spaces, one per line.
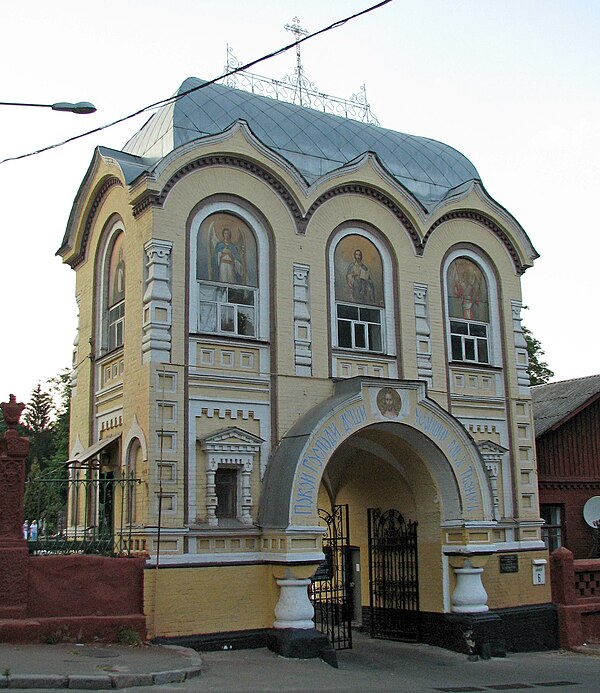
xmin=550 ymin=546 xmax=582 ymax=648
xmin=0 ymin=395 xmax=30 ymax=619
xmin=550 ymin=546 xmax=576 ymax=605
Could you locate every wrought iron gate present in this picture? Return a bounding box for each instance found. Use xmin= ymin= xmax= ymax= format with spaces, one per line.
xmin=312 ymin=505 xmax=353 ymax=650
xmin=368 ymin=507 xmax=420 ymax=641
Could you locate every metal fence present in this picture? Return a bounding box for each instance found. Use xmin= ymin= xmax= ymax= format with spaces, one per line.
xmin=23 ymin=467 xmax=142 ymax=556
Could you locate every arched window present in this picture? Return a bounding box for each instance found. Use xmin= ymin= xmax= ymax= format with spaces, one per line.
xmin=125 ymin=439 xmax=141 ymax=524
xmin=96 ymin=219 xmax=126 ymax=356
xmin=446 ymin=254 xmax=495 ymax=365
xmin=107 ymin=232 xmax=126 ymax=350
xmin=190 ymin=201 xmax=268 ymax=339
xmin=333 ymin=233 xmax=386 ymax=352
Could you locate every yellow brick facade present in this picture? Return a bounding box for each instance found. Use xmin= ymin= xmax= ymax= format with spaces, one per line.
xmin=58 ymin=79 xmax=552 ymax=651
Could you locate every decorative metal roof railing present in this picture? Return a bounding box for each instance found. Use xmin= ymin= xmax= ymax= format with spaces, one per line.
xmin=220 ymin=44 xmax=380 ymax=126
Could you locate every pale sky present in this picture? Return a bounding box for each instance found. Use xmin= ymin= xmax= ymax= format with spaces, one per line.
xmin=1 ymin=0 xmax=598 ymax=403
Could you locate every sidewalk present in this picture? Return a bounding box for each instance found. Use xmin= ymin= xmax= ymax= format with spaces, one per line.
xmin=1 ymin=635 xmax=600 ymax=692
xmin=0 ymin=641 xmax=201 ymax=689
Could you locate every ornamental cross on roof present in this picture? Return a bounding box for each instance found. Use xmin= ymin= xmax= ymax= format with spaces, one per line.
xmin=221 ymin=18 xmax=379 ymax=125
xmin=284 ymin=16 xmax=309 ymax=106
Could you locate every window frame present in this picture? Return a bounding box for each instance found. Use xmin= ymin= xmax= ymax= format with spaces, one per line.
xmin=328 ymin=227 xmax=395 ymax=356
xmin=198 ymin=282 xmax=257 ymax=338
xmin=450 ymin=318 xmax=489 ymax=364
xmin=215 ymin=467 xmax=238 ymax=518
xmin=540 ymin=504 xmax=565 ymax=553
xmin=443 ymin=249 xmax=501 ymax=368
xmin=336 ymin=303 xmax=383 ymax=352
xmin=95 ymin=219 xmax=126 ymax=358
xmin=189 ymin=200 xmax=269 ymax=340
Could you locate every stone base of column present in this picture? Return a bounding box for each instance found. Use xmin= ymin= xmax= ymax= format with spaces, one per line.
xmin=266 ymin=627 xmax=337 ymax=667
xmin=445 ymin=613 xmax=506 ymax=659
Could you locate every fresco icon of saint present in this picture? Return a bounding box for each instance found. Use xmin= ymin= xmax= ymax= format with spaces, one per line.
xmin=197 ymin=213 xmax=258 ymax=287
xmin=334 ymin=234 xmax=383 ymax=307
xmin=376 ymin=387 xmax=402 ymax=419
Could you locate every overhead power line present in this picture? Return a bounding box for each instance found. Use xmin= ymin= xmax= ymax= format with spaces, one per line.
xmin=0 ymin=0 xmax=392 ymax=166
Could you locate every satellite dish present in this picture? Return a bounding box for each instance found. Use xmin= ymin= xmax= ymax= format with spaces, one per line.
xmin=583 ymin=497 xmax=600 ymax=527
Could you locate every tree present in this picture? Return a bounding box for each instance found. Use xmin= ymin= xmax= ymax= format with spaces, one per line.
xmin=23 ymin=383 xmax=54 ymax=432
xmin=22 ymin=382 xmax=56 ymax=475
xmin=523 ymin=326 xmax=554 ymax=386
xmin=47 ymin=369 xmax=71 ymax=472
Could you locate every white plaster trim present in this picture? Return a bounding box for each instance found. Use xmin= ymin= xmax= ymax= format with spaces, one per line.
xmin=495 ymin=541 xmax=546 ymax=551
xmin=442 ymin=553 xmax=451 ymax=613
xmin=123 ymin=415 xmax=148 ymax=467
xmin=442 ymin=540 xmax=545 ymax=554
xmin=146 ymin=550 xmax=325 ymax=566
xmin=143 ymin=527 xmax=189 ymax=535
xmin=441 ymin=519 xmax=498 ymax=529
xmin=443 ymin=544 xmax=498 ymax=554
xmin=70 ymin=435 xmax=85 ymax=460
xmin=94 ymin=218 xmax=126 ymax=361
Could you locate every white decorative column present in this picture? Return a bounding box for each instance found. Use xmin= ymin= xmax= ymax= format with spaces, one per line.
xmin=511 ymin=300 xmax=530 ymax=391
xmin=293 ymin=264 xmax=312 ymax=376
xmin=452 ymin=558 xmax=489 ymax=613
xmin=240 ymin=460 xmax=253 ymax=525
xmin=414 ymin=283 xmax=433 ymax=386
xmin=142 ymin=239 xmax=173 ymax=364
xmin=273 ymin=578 xmax=314 ymax=629
xmin=206 ymin=459 xmax=218 ymax=527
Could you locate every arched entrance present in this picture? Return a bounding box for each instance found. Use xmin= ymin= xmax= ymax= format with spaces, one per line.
xmin=313 ymin=421 xmax=437 ymax=647
xmin=259 ymin=378 xmax=495 ymax=650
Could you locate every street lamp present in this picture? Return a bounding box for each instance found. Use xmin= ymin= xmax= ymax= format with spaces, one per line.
xmin=0 ymin=100 xmax=96 ymax=114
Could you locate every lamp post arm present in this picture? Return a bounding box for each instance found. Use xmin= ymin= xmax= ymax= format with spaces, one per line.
xmin=0 ymin=101 xmax=96 ymax=114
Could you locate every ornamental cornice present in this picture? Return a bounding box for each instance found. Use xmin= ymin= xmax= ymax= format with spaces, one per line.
xmin=130 ymin=155 xmax=422 ymax=250
xmin=477 ymin=440 xmax=509 ymax=455
xmin=199 ymin=426 xmax=263 ymax=452
xmin=69 ymin=176 xmax=123 ymax=269
xmin=423 ymin=209 xmax=525 ymax=275
xmin=131 ymin=155 xmax=304 ymax=226
xmin=304 ymin=183 xmax=421 ymax=250
xmin=539 ymin=480 xmax=600 ymax=490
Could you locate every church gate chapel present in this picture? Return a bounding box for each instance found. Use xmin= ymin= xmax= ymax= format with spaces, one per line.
xmin=58 ymin=71 xmax=554 ymax=654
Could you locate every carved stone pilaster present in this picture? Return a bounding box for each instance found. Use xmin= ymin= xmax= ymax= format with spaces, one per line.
xmin=414 ymin=283 xmax=433 ymax=385
xmin=477 ymin=440 xmax=508 ymax=521
xmin=293 ymin=264 xmax=312 ymax=376
xmin=142 ymin=240 xmax=173 ymax=364
xmin=71 ymin=293 xmax=81 ymax=391
xmin=511 ymin=300 xmax=530 ymax=390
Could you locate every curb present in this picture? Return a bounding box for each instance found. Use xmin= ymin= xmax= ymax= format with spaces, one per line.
xmin=0 ymin=646 xmax=202 ymax=690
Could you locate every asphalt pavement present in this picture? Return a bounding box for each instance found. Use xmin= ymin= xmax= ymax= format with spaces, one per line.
xmin=1 ymin=631 xmax=600 ymax=692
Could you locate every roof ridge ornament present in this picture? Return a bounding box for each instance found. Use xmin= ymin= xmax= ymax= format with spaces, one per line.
xmin=221 ymin=21 xmax=379 ymax=126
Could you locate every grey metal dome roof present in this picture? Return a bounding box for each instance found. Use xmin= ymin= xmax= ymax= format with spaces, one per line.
xmin=124 ymin=78 xmax=480 ymax=211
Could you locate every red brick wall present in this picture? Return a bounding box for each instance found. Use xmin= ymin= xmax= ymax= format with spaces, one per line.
xmin=27 ymin=554 xmax=145 ymax=618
